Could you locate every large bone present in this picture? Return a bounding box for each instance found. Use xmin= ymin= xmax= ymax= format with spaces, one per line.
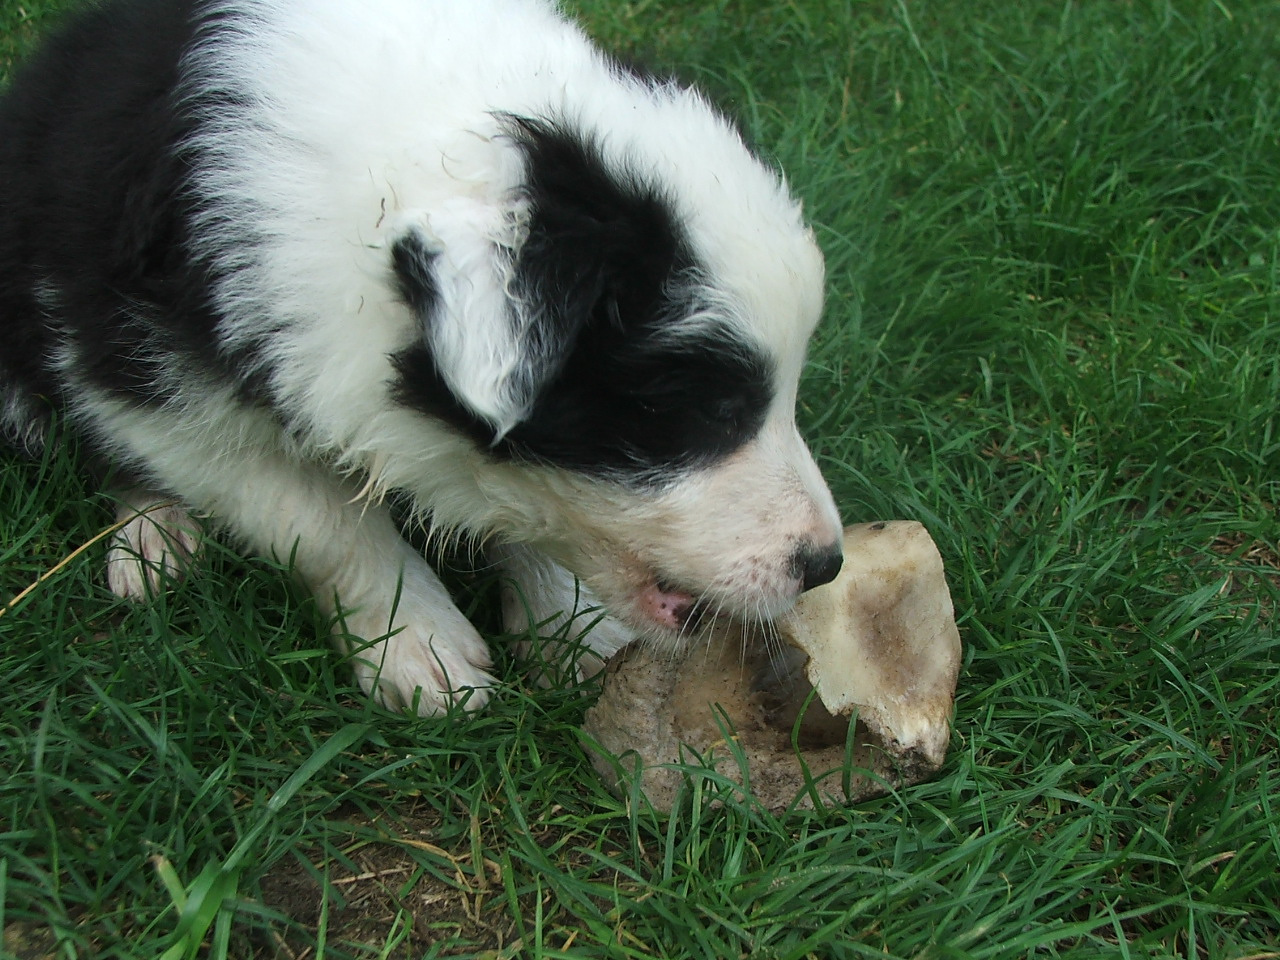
xmin=582 ymin=521 xmax=962 ymax=812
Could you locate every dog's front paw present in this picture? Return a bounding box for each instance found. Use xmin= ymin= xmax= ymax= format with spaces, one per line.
xmin=345 ymin=621 xmax=495 ymax=715
xmin=106 ymin=491 xmax=202 ymax=600
xmin=332 ymin=558 xmax=495 ymax=715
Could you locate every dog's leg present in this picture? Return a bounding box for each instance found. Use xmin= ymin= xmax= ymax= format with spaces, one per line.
xmin=492 ymin=542 xmax=634 ymax=686
xmin=106 ymin=485 xmax=203 ymax=599
xmin=239 ymin=468 xmax=494 ymax=712
xmin=93 ymin=415 xmax=492 ymax=712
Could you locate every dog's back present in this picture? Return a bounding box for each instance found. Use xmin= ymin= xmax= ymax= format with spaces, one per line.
xmin=0 ymin=0 xmax=210 ymax=454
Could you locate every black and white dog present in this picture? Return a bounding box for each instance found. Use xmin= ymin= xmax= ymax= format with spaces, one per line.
xmin=0 ymin=0 xmax=843 ymax=712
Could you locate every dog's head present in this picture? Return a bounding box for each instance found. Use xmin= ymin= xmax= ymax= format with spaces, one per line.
xmin=386 ymin=88 xmax=842 ymax=640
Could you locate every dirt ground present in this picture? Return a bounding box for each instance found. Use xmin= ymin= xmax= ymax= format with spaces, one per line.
xmin=256 ymin=807 xmax=524 ymax=959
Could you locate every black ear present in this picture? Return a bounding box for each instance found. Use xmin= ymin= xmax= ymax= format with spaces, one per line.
xmin=505 ymin=116 xmax=691 ymax=390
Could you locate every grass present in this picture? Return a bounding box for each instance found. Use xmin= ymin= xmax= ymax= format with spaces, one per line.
xmin=2 ymin=0 xmax=1279 ymax=956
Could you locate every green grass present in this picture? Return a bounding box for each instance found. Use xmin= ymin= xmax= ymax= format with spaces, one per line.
xmin=3 ymin=0 xmax=1279 ymax=957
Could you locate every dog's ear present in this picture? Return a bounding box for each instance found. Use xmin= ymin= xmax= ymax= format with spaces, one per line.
xmin=388 ymin=213 xmax=531 ymax=447
xmin=389 ymin=117 xmax=688 ymax=447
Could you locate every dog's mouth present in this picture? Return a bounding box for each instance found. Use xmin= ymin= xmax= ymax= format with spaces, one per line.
xmin=637 ymin=577 xmax=700 ymax=632
xmin=591 ymin=548 xmax=733 ymax=635
xmin=633 ymin=572 xmax=800 ymax=637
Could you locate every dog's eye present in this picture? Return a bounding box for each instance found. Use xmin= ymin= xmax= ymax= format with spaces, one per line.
xmin=631 ymin=392 xmax=753 ymax=434
xmin=703 ymin=396 xmax=747 ymax=427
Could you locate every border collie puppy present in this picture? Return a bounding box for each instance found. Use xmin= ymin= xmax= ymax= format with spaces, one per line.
xmin=0 ymin=0 xmax=843 ymax=712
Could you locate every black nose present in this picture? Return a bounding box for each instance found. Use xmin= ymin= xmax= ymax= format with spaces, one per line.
xmin=792 ymin=542 xmax=844 ymax=593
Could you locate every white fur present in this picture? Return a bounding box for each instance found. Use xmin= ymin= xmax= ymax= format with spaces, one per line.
xmin=106 ymin=487 xmax=203 ymax=599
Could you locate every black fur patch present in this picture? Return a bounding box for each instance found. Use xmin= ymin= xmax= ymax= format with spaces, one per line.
xmin=0 ymin=0 xmax=267 ymax=431
xmin=503 ymin=117 xmax=773 ymax=477
xmin=501 ymin=319 xmax=774 ymax=478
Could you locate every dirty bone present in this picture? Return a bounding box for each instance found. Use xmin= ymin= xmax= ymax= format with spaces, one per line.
xmin=582 ymin=521 xmax=963 ymax=812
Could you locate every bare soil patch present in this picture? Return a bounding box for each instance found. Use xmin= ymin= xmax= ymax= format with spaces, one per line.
xmin=256 ymin=807 xmax=521 ymax=959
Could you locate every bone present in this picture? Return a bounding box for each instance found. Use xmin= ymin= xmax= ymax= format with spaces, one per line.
xmin=581 ymin=521 xmax=963 ymax=812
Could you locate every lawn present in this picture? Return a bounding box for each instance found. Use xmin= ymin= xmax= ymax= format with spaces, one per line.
xmin=2 ymin=0 xmax=1278 ymax=957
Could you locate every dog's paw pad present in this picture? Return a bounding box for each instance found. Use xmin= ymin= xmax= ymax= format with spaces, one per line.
xmin=107 ymin=499 xmax=202 ymax=600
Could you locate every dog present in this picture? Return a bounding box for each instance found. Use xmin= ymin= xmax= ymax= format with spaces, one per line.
xmin=0 ymin=0 xmax=843 ymax=713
